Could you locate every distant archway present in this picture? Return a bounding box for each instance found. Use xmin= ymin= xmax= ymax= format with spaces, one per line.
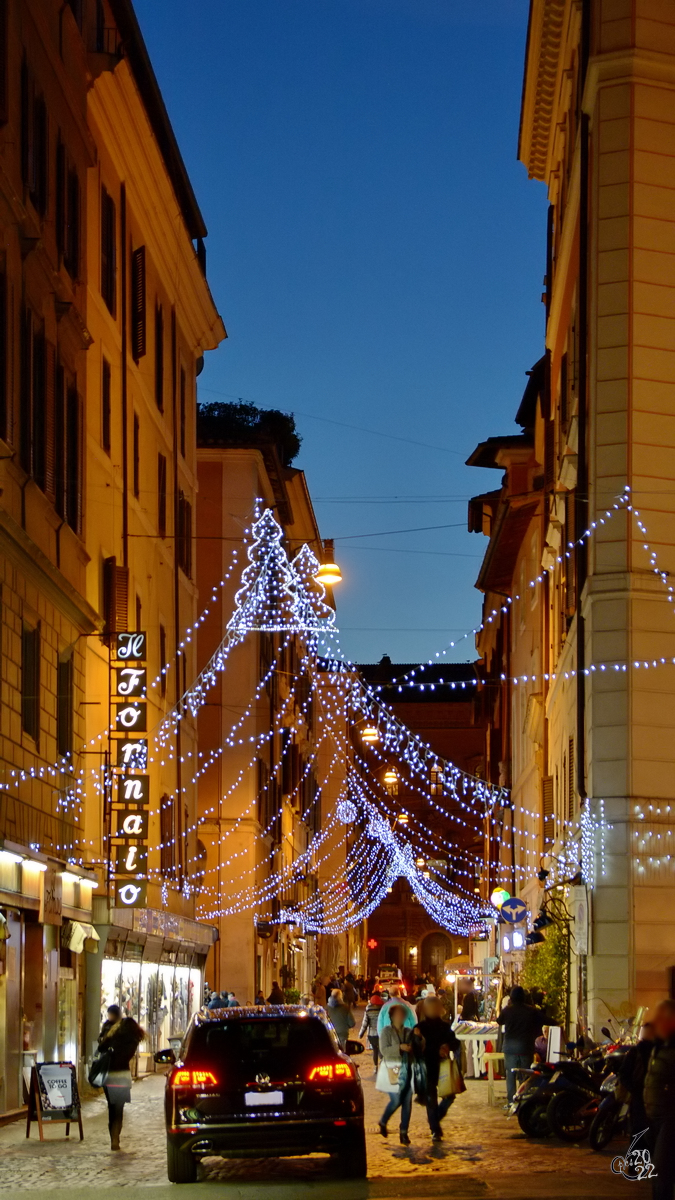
xmin=421 ymin=932 xmax=452 ymax=978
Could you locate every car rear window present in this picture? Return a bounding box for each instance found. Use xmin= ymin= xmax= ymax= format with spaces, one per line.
xmin=186 ymin=1018 xmax=336 ymax=1077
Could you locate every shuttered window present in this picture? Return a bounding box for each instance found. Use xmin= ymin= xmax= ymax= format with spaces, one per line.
xmin=542 ymin=775 xmax=554 ymax=846
xmin=44 ymin=341 xmax=56 ymax=502
xmin=65 ymin=383 xmax=83 ymax=535
xmin=132 ymin=413 xmax=140 ymax=497
xmin=155 ymin=302 xmax=164 ymax=411
xmin=157 ymin=452 xmax=167 ymax=538
xmin=32 ymin=326 xmax=46 ymax=490
xmin=179 ymin=366 xmax=186 ymax=457
xmin=131 ymin=246 xmax=146 ymax=361
xmin=0 ymin=265 xmax=6 ymax=443
xmin=20 ymin=307 xmax=32 ymax=474
xmin=65 ymin=167 xmax=80 ymax=278
xmin=102 ymin=357 xmax=111 ymax=453
xmin=0 ymin=0 xmax=8 ymax=126
xmin=101 ymin=186 xmax=116 ymax=314
xmin=55 ymin=363 xmax=65 ymax=517
xmin=159 ymin=624 xmax=166 ymax=699
xmin=177 ymin=490 xmax=192 ymax=577
xmin=567 ymin=737 xmax=575 ymax=824
xmin=103 ymin=556 xmax=128 ymax=636
xmin=57 ymin=654 xmax=73 ymax=759
xmin=160 ymin=793 xmax=176 ymax=878
xmin=21 ymin=623 xmax=40 ymax=745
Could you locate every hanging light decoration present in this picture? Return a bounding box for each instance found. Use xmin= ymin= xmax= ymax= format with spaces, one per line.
xmin=314 ymin=538 xmax=342 ymax=586
xmin=383 ymin=767 xmax=398 ymax=786
xmin=396 ymin=812 xmax=409 ymax=826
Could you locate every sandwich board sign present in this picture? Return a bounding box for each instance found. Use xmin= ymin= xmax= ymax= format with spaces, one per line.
xmin=26 ymin=1062 xmax=83 ymax=1141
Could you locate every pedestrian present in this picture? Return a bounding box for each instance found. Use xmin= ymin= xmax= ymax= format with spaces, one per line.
xmin=327 ymin=988 xmax=355 ymax=1049
xmin=459 ymin=986 xmax=479 ymax=1021
xmin=267 ymin=981 xmax=285 ymax=1005
xmin=254 ymin=990 xmax=266 ymax=1006
xmin=377 ymin=1001 xmax=417 ymax=1145
xmin=312 ymin=975 xmax=327 ymax=1008
xmin=644 ymin=999 xmax=675 ymax=1199
xmin=227 ymin=991 xmax=240 ymax=1007
xmin=359 ymin=991 xmax=384 ymax=1068
xmin=343 ymin=977 xmax=357 ymax=1007
xmin=417 ymin=995 xmax=462 ymax=1141
xmin=97 ymin=1004 xmax=145 ymax=1151
xmin=207 ymin=989 xmax=229 ymax=1010
xmin=497 ymin=984 xmax=541 ymax=1104
xmin=618 ymin=1020 xmax=655 ymax=1136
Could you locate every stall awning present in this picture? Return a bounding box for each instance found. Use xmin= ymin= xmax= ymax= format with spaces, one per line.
xmin=62 ymin=920 xmax=100 ymax=954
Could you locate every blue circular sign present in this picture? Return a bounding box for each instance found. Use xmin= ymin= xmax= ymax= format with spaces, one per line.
xmin=500 ymin=897 xmax=527 ymax=924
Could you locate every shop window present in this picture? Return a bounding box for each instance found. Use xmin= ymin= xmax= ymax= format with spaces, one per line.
xmin=21 ymin=623 xmax=40 ymax=744
xmin=57 ymin=654 xmax=73 ymax=759
xmin=101 ymin=186 xmax=116 ymax=315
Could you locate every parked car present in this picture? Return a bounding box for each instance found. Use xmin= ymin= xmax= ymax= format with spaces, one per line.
xmin=155 ymin=1005 xmax=366 ymax=1183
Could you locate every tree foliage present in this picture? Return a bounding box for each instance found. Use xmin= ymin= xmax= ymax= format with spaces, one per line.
xmin=196 ymin=401 xmax=302 ymax=466
xmin=520 ymin=920 xmax=568 ymax=1028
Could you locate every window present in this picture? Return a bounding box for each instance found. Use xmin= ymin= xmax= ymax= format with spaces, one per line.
xmin=0 ymin=264 xmax=7 ymax=442
xmin=101 ymin=186 xmax=116 ymax=314
xmin=133 ymin=413 xmax=139 ymax=497
xmin=160 ymin=793 xmax=176 ymax=877
xmin=21 ymin=623 xmax=40 ymax=744
xmin=102 ymin=358 xmax=111 ymax=453
xmin=67 ymin=0 xmax=83 ymax=29
xmin=103 ymin=556 xmax=128 ymax=636
xmin=157 ymin=453 xmax=167 ymax=538
xmin=57 ymin=654 xmax=73 ymax=759
xmin=155 ymin=303 xmax=164 ymax=410
xmin=176 ymin=490 xmax=192 ymax=577
xmin=131 ymin=246 xmax=146 ymax=361
xmin=430 ymin=767 xmax=443 ymax=796
xmin=0 ymin=0 xmax=8 ymax=126
xmin=21 ymin=61 xmax=48 ymax=217
xmin=31 ymin=324 xmax=46 ymax=486
xmin=56 ymin=137 xmax=79 ymax=278
xmin=65 ymin=383 xmax=82 ymax=534
xmin=159 ymin=624 xmax=166 ymax=699
xmin=179 ymin=366 xmax=186 ymax=457
xmin=20 ymin=311 xmax=55 ymax=497
xmin=567 ymin=737 xmax=575 ymax=824
xmin=135 ymin=594 xmax=142 ymax=632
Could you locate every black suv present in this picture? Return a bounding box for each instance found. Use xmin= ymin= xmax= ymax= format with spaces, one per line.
xmin=155 ymin=1005 xmax=366 ymax=1183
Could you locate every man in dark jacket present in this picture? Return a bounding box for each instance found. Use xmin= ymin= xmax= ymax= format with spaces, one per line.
xmin=417 ymin=996 xmax=461 ymax=1141
xmin=644 ymin=999 xmax=675 ymax=1200
xmin=497 ymin=985 xmax=542 ymax=1104
xmin=359 ymin=992 xmax=384 ymax=1068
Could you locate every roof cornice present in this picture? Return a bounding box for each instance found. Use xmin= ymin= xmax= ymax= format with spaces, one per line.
xmin=518 ymin=0 xmax=568 ymax=182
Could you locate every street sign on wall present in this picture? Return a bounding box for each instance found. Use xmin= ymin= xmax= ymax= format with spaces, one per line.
xmin=500 ymin=897 xmax=527 ymax=924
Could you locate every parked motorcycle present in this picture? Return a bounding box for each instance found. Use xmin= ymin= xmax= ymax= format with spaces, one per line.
xmin=547 ymin=1046 xmax=630 ymax=1143
xmin=588 ymin=1072 xmax=631 ymax=1151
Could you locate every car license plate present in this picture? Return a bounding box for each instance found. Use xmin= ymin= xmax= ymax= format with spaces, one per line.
xmin=244 ymin=1091 xmax=283 ymax=1107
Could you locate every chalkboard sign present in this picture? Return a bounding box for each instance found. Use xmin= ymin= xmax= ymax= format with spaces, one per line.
xmin=26 ymin=1063 xmax=83 ymax=1141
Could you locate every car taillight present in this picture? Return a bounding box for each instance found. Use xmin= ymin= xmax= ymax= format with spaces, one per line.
xmin=308 ymin=1063 xmax=354 ymax=1082
xmin=171 ymin=1069 xmax=218 ymax=1088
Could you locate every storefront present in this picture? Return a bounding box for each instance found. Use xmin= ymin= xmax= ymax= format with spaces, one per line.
xmin=87 ymin=900 xmax=217 ymax=1072
xmin=0 ymin=842 xmax=97 ymax=1118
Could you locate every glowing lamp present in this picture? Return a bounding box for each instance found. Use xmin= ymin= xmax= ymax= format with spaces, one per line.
xmin=384 ymin=768 xmax=398 ymax=786
xmin=396 ymin=812 xmax=409 ymax=826
xmin=0 ymin=850 xmax=23 ymax=865
xmin=490 ymin=887 xmax=511 ymax=909
xmin=314 ymin=539 xmax=342 ymax=586
xmin=361 ymin=725 xmax=380 ymax=744
xmin=416 ymin=857 xmax=426 ymax=868
xmin=446 ymin=974 xmax=457 ymax=984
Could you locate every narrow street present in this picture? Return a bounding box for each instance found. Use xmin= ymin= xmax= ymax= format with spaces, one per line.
xmin=0 ymin=1055 xmax=638 ymax=1200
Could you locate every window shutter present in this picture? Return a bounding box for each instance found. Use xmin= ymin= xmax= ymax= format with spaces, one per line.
xmin=155 ymin=302 xmax=164 ymax=410
xmin=32 ymin=93 xmax=47 ymax=215
xmin=160 ymin=793 xmax=174 ymax=877
xmin=102 ymin=357 xmax=111 ymax=453
xmin=66 ymin=168 xmax=80 ymax=279
xmin=32 ymin=326 xmax=46 ymax=490
xmin=0 ymin=266 xmax=6 ymax=442
xmin=57 ymin=655 xmax=73 ymax=759
xmin=20 ymin=306 xmax=32 ymax=475
xmin=21 ymin=623 xmax=40 ymax=745
xmin=544 ymin=418 xmax=555 ymax=490
xmin=0 ymin=0 xmax=8 ymax=126
xmin=567 ymin=737 xmax=575 ymax=823
xmin=103 ymin=556 xmax=128 ymax=636
xmin=157 ymin=452 xmax=167 ymax=537
xmin=65 ymin=384 xmax=83 ymax=534
xmin=542 ymin=775 xmax=554 ymax=846
xmin=56 ymin=138 xmax=66 ymax=259
xmin=55 ymin=363 xmax=65 ymax=517
xmin=44 ymin=340 xmax=56 ymax=501
xmin=20 ymin=58 xmax=32 ymax=190
xmin=131 ymin=246 xmax=146 ymax=361
xmin=101 ymin=187 xmax=116 ymax=313
xmin=179 ymin=366 xmax=186 ymax=457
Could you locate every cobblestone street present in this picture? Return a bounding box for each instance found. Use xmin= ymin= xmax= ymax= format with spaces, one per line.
xmin=0 ymin=1056 xmax=639 ymax=1200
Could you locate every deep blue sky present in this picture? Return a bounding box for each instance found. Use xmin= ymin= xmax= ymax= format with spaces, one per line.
xmin=135 ymin=0 xmax=547 ymax=666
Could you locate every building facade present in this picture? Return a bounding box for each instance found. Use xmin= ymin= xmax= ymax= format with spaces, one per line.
xmin=470 ymin=0 xmax=675 ymax=1033
xmin=0 ymin=0 xmax=224 ymax=1113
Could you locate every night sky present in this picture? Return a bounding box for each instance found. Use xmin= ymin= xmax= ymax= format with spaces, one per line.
xmin=135 ymin=0 xmax=547 ymax=666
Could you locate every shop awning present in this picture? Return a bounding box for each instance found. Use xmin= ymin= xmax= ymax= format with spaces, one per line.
xmin=62 ymin=920 xmax=100 ymax=954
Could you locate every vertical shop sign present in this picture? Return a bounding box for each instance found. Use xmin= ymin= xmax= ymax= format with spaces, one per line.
xmin=110 ymin=633 xmax=149 ymax=910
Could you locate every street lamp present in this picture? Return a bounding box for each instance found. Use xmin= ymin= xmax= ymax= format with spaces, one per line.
xmin=314 ymin=539 xmax=342 ymax=586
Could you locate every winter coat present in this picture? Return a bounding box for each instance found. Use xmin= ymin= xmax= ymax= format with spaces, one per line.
xmin=327 ymin=996 xmax=355 ymax=1042
xmin=343 ymin=980 xmax=356 ymax=1006
xmin=359 ymin=1000 xmax=382 ymax=1040
xmin=644 ymin=1036 xmax=675 ymax=1123
xmin=416 ymin=1016 xmax=460 ymax=1089
xmin=380 ymin=1023 xmax=415 ymax=1067
xmin=267 ymin=984 xmax=285 ymax=1005
xmin=98 ymin=1018 xmax=143 ymax=1071
xmin=497 ymin=1000 xmax=541 ymax=1054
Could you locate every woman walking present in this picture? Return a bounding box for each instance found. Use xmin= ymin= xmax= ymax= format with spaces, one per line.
xmin=359 ymin=991 xmax=384 ymax=1069
xmin=417 ymin=995 xmax=461 ymax=1141
xmin=97 ymin=1005 xmax=145 ymax=1151
xmin=327 ymin=988 xmax=355 ymax=1049
xmin=377 ymin=1001 xmax=417 ymax=1145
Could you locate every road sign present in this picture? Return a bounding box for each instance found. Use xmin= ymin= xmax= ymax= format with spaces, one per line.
xmin=500 ymin=897 xmax=527 ymax=924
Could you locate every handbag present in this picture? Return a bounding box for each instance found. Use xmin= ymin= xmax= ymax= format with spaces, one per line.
xmin=88 ymin=1046 xmax=114 ymax=1088
xmin=375 ymin=1059 xmax=400 ymax=1094
xmin=437 ymin=1055 xmax=466 ymax=1098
